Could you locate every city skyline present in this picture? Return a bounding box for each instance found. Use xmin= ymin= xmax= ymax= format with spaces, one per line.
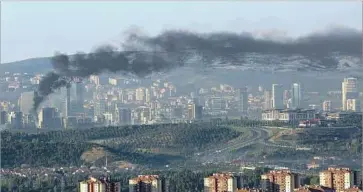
xmin=1 ymin=2 xmax=362 ymax=191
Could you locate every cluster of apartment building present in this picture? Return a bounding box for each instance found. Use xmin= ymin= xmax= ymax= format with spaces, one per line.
xmin=261 ymin=77 xmax=361 ymax=124
xmin=78 ymin=167 xmax=361 ymax=192
xmin=79 ymin=176 xmax=121 ymax=192
xmin=0 ymin=72 xmax=361 ymax=130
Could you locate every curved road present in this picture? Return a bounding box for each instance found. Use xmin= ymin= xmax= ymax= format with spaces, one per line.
xmin=196 ymin=127 xmax=270 ymax=157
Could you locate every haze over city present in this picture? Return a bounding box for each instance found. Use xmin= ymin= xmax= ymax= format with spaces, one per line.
xmin=0 ymin=1 xmax=362 ymax=192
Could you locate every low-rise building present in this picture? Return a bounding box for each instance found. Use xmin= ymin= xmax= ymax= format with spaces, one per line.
xmin=293 ymin=185 xmax=334 ymax=192
xmin=262 ymin=109 xmax=315 ymax=123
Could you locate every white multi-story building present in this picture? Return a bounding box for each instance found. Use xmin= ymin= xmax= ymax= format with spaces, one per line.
xmin=322 ymin=100 xmax=332 ymax=112
xmin=346 ymin=99 xmax=360 ymax=112
xmin=262 ymin=109 xmax=315 ymax=122
xmin=342 ymin=77 xmax=358 ymax=111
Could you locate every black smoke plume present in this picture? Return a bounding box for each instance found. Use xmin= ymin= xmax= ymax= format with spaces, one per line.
xmin=33 ymin=27 xmax=361 ymax=112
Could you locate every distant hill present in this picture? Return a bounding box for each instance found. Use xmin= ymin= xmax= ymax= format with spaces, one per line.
xmin=1 ymin=52 xmax=361 ymax=75
xmin=0 ymin=57 xmax=52 ymax=74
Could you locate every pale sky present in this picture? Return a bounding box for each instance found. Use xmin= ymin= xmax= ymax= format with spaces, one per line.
xmin=1 ymin=1 xmax=362 ymax=63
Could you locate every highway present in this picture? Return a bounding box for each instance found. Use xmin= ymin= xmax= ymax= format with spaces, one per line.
xmin=196 ymin=126 xmax=271 ymax=158
xmin=196 ymin=126 xmax=302 ymax=159
xmin=194 ymin=124 xmax=345 ymax=162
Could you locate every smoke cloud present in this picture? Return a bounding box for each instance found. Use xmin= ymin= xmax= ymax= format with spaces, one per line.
xmin=33 ymin=27 xmax=361 ymax=112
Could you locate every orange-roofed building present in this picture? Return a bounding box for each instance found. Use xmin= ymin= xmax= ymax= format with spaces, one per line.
xmin=340 ymin=186 xmax=362 ymax=192
xmin=204 ymin=173 xmax=239 ymax=192
xmin=261 ymin=169 xmax=299 ymax=192
xmin=129 ymin=175 xmax=164 ymax=192
xmin=319 ymin=167 xmax=356 ymax=192
xmin=294 ymin=185 xmax=334 ymax=192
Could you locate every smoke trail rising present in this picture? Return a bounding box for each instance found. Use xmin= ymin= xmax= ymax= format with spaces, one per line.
xmin=32 ymin=27 xmax=361 ymax=112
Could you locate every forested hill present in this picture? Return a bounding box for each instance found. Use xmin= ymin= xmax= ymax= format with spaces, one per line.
xmin=1 ymin=123 xmax=240 ymax=168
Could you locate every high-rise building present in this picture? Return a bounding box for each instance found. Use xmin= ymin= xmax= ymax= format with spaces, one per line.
xmin=145 ymin=88 xmax=151 ymax=103
xmin=116 ymin=108 xmax=132 ymax=125
xmin=210 ymin=97 xmax=226 ymax=111
xmin=11 ymin=112 xmax=23 ymax=129
xmin=0 ymin=111 xmax=7 ymax=124
xmin=322 ymin=100 xmax=332 ymax=112
xmin=75 ymin=81 xmax=85 ymax=113
xmin=319 ymin=167 xmax=356 ymax=192
xmin=129 ymin=175 xmax=164 ymax=192
xmin=283 ymin=90 xmax=290 ymax=107
xmin=347 ymin=99 xmax=361 ymax=112
xmin=39 ymin=107 xmax=59 ymax=129
xmin=272 ymin=84 xmax=284 ymax=109
xmin=261 ymin=169 xmax=299 ymax=192
xmin=65 ymin=85 xmax=71 ymax=117
xmin=342 ymin=77 xmax=358 ymax=111
xmin=291 ymin=83 xmax=301 ymax=109
xmin=136 ymin=88 xmax=145 ymax=102
xmin=264 ymin=90 xmax=271 ymax=110
xmin=188 ymin=103 xmax=203 ymax=120
xmin=79 ymin=177 xmax=121 ymax=192
xmin=204 ymin=173 xmax=239 ymax=192
xmin=19 ymin=91 xmax=34 ymax=114
xmin=238 ymin=87 xmax=248 ymax=114
xmin=94 ymin=99 xmax=106 ymax=117
xmin=90 ymin=75 xmax=100 ymax=85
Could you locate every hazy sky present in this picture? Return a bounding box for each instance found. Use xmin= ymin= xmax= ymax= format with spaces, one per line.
xmin=1 ymin=1 xmax=361 ymax=63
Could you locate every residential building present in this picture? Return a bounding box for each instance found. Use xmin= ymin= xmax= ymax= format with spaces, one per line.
xmin=11 ymin=111 xmax=23 ymax=129
xmin=204 ymin=173 xmax=239 ymax=192
xmin=129 ymin=175 xmax=164 ymax=192
xmin=291 ymin=83 xmax=301 ymax=109
xmin=116 ymin=108 xmax=132 ymax=125
xmin=0 ymin=111 xmax=7 ymax=124
xmin=261 ymin=169 xmax=299 ymax=192
xmin=66 ymin=85 xmax=71 ymax=117
xmin=264 ymin=90 xmax=271 ymax=110
xmin=38 ymin=107 xmax=61 ymax=129
xmin=342 ymin=77 xmax=358 ymax=111
xmin=293 ymin=185 xmax=334 ymax=192
xmin=319 ymin=167 xmax=356 ymax=192
xmin=272 ymin=84 xmax=284 ymax=109
xmin=136 ymin=88 xmax=145 ymax=102
xmin=90 ymin=75 xmax=100 ymax=85
xmin=94 ymin=99 xmax=107 ymax=117
xmin=342 ymin=186 xmax=362 ymax=192
xmin=346 ymin=99 xmax=360 ymax=112
xmin=19 ymin=91 xmax=34 ymax=114
xmin=75 ymin=81 xmax=85 ymax=114
xmin=238 ymin=87 xmax=249 ymax=114
xmin=322 ymin=100 xmax=332 ymax=112
xmin=188 ymin=103 xmax=203 ymax=120
xmin=79 ymin=177 xmax=121 ymax=192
